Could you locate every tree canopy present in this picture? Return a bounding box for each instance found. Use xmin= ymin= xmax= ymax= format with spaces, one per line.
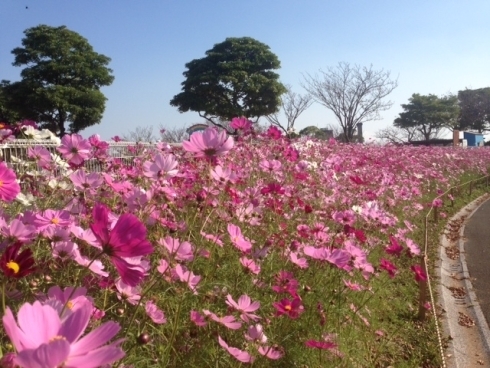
xmin=302 ymin=62 xmax=398 ymax=142
xmin=2 ymin=25 xmax=114 ymax=136
xmin=458 ymin=87 xmax=490 ymax=133
xmin=393 ymin=93 xmax=459 ymax=141
xmin=170 ymin=37 xmax=286 ymax=127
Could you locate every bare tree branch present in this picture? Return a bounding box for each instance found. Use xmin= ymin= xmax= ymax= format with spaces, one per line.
xmin=266 ymin=85 xmax=313 ymax=135
xmin=122 ymin=126 xmax=158 ymax=142
xmin=158 ymin=125 xmax=190 ymax=143
xmin=302 ymin=62 xmax=398 ymax=142
xmin=375 ymin=126 xmax=446 ymax=144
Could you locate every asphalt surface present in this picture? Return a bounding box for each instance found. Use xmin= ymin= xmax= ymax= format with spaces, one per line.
xmin=464 ymin=198 xmax=490 ymax=326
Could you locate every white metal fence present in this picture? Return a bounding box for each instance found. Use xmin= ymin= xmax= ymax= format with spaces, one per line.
xmin=0 ymin=139 xmax=164 ymax=173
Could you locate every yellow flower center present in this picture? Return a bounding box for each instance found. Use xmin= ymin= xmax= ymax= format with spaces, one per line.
xmin=6 ymin=261 xmax=20 ymax=274
xmin=66 ymin=301 xmax=74 ymax=310
xmin=284 ymin=305 xmax=292 ymax=311
xmin=0 ymin=180 xmax=3 ymax=188
xmin=49 ymin=335 xmax=66 ymax=342
xmin=51 ymin=218 xmax=60 ymax=225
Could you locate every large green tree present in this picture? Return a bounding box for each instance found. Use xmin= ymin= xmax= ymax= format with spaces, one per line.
xmin=458 ymin=88 xmax=490 ymax=133
xmin=170 ymin=37 xmax=286 ymax=127
xmin=3 ymin=25 xmax=114 ymax=136
xmin=394 ymin=93 xmax=459 ymax=141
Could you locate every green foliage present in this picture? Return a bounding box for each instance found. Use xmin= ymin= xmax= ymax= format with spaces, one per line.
xmin=3 ymin=25 xmax=114 ymax=136
xmin=394 ymin=93 xmax=460 ymax=140
xmin=299 ymin=126 xmax=332 ymax=140
xmin=0 ymin=80 xmax=21 ymax=124
xmin=458 ymin=87 xmax=490 ymax=133
xmin=170 ymin=37 xmax=286 ymax=124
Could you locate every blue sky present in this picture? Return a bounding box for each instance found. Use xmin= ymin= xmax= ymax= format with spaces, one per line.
xmin=1 ymin=0 xmax=489 ymax=140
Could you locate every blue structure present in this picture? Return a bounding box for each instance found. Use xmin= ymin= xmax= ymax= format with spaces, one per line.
xmin=463 ymin=132 xmax=484 ymax=147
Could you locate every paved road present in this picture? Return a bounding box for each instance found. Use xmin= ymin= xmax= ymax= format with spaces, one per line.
xmin=464 ymin=198 xmax=490 ymax=325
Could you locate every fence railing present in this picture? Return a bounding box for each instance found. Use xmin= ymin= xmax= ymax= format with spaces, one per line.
xmin=0 ymin=139 xmax=172 ymax=173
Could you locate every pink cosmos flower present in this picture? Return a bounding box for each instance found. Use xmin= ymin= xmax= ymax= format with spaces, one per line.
xmin=0 ymin=162 xmax=21 ymax=202
xmin=385 ymin=236 xmax=403 ymax=256
xmin=218 ymin=336 xmax=254 ymax=363
xmin=343 ymin=279 xmax=364 ymax=291
xmin=265 ymin=126 xmax=282 ymax=140
xmin=227 ymin=223 xmax=252 ymax=253
xmin=225 ymin=294 xmax=260 ymax=322
xmin=259 ymin=159 xmax=282 ymax=173
xmin=190 ymin=310 xmax=207 ymax=327
xmin=258 ymin=345 xmax=283 ymax=360
xmin=70 ymin=170 xmax=103 ymax=191
xmin=27 ymin=146 xmax=52 ymax=169
xmin=182 ymin=127 xmax=234 ymax=158
xmin=90 ymin=203 xmax=153 ymax=286
xmin=200 ymin=231 xmax=224 ymax=246
xmin=115 ymin=279 xmax=141 ymax=305
xmin=34 ymin=209 xmax=72 ymax=231
xmin=88 ymin=134 xmax=109 ymax=158
xmin=211 ymin=165 xmax=238 ymax=183
xmin=203 ymin=310 xmax=242 ymax=330
xmin=303 ymin=246 xmax=351 ymax=271
xmin=239 ymin=257 xmax=261 ymax=274
xmin=406 ymin=239 xmax=421 ymax=256
xmin=156 ymin=259 xmax=170 ymax=275
xmin=305 ymin=340 xmax=338 ymax=350
xmin=332 ymin=210 xmax=356 ymax=226
xmin=0 ymin=219 xmax=36 ymax=244
xmin=143 ymin=153 xmax=178 ymax=180
xmin=244 ymin=324 xmax=267 ymax=344
xmin=3 ymin=301 xmax=124 ymax=368
xmin=73 ymin=254 xmax=110 ymax=278
xmin=174 ymin=264 xmax=201 ymax=294
xmin=411 ymin=264 xmax=427 ymax=282
xmin=159 ymin=236 xmax=194 ymax=262
xmin=289 ymin=251 xmax=308 ymax=269
xmin=432 ymin=198 xmax=443 ymax=208
xmin=43 ymin=286 xmax=94 ymax=320
xmin=230 ymin=117 xmax=253 ymax=132
xmin=57 ymin=133 xmax=92 ymax=165
xmin=145 ymin=301 xmax=167 ymax=324
xmin=272 ymin=271 xmax=299 ymax=296
xmin=51 ymin=240 xmax=80 ymax=260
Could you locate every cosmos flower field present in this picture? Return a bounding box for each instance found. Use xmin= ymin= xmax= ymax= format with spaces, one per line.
xmin=0 ymin=119 xmax=489 ymax=367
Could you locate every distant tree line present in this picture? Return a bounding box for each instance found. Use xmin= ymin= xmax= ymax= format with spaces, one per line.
xmin=2 ymin=25 xmax=487 ymax=143
xmin=377 ymin=88 xmax=490 ymax=144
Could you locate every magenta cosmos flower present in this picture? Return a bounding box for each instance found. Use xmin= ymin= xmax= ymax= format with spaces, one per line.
xmin=182 ymin=127 xmax=234 ymax=158
xmin=0 ymin=162 xmax=20 ymax=202
xmin=230 ymin=117 xmax=253 ymax=132
xmin=3 ymin=301 xmax=124 ymax=368
xmin=273 ymin=298 xmax=304 ymax=319
xmin=90 ymin=203 xmax=153 ymax=286
xmin=57 ymin=133 xmax=92 ymax=165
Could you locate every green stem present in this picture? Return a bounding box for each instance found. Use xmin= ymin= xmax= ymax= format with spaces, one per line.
xmin=1 ymin=281 xmax=6 ymax=315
